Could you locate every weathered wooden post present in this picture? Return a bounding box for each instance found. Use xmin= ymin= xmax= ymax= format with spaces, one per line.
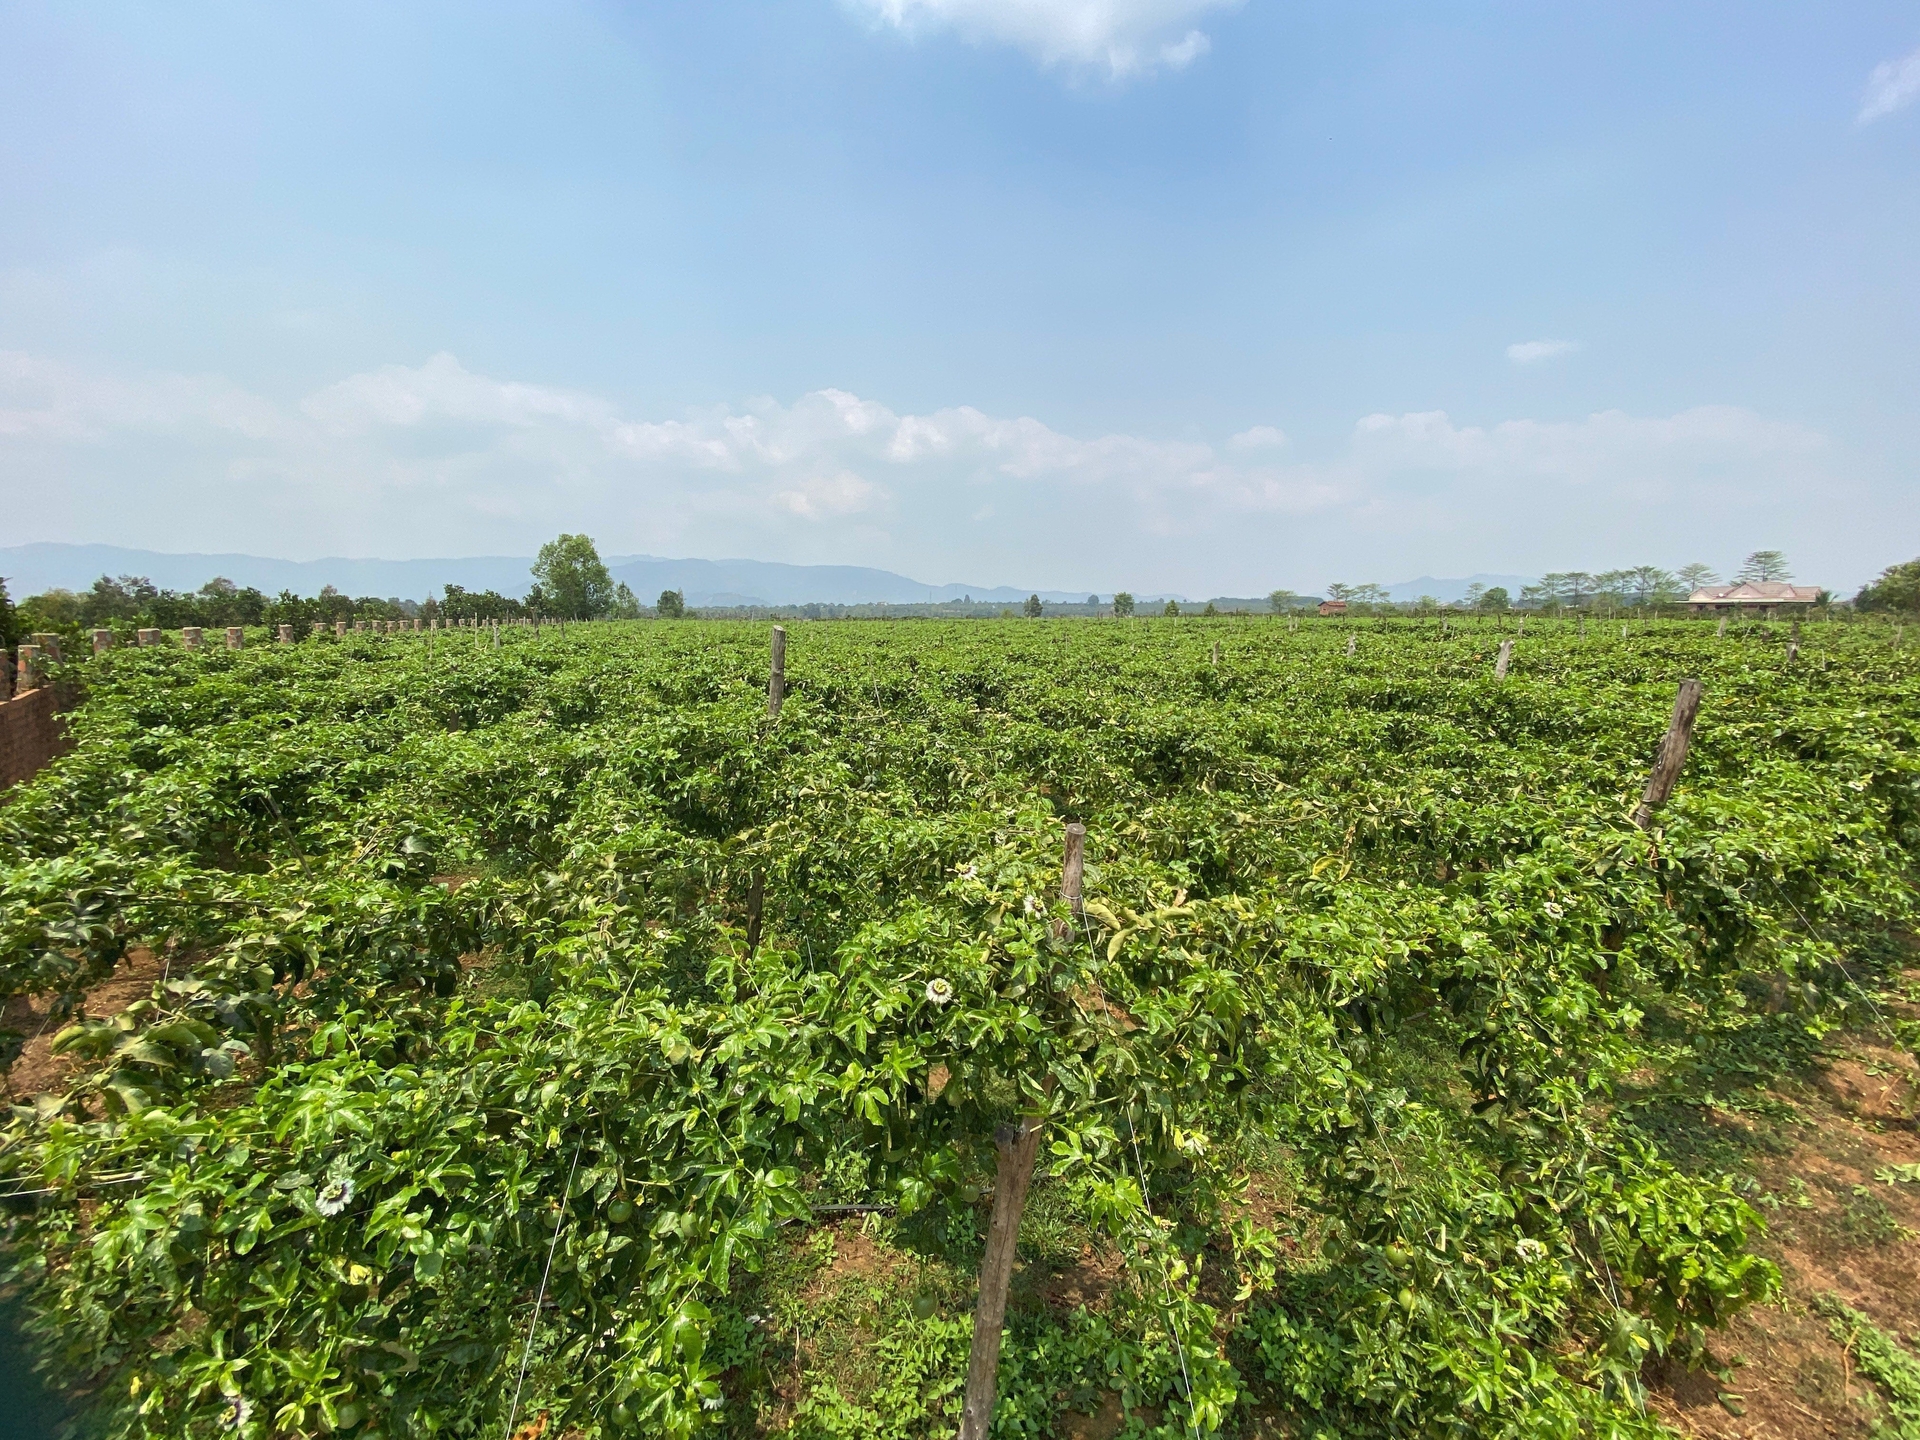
xmin=181 ymin=627 xmax=202 ymax=650
xmin=1345 ymin=633 xmax=1356 ymax=658
xmin=1517 ymin=615 xmax=1526 ymax=635
xmin=1494 ymin=639 xmax=1513 ymax=680
xmin=1579 ymin=616 xmax=1587 ymax=638
xmin=1631 ymin=680 xmax=1704 ymax=829
xmin=277 ymin=624 xmax=294 ymax=644
xmin=1210 ymin=641 xmax=1221 ymax=665
xmin=766 ymin=626 xmax=787 ymax=720
xmin=92 ymin=629 xmax=113 ymax=655
xmin=1786 ymin=641 xmax=1798 ymax=666
xmin=226 ymin=627 xmax=243 ymax=650
xmin=1716 ymin=616 xmax=1727 ymax=639
xmin=137 ymin=628 xmax=161 ymax=647
xmin=1620 ymin=624 xmax=1627 ymax=640
xmin=957 ymin=822 xmax=1083 ymax=1440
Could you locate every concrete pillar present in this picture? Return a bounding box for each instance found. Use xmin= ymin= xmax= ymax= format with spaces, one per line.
xmin=182 ymin=627 xmax=203 ymax=650
xmin=15 ymin=644 xmax=41 ymax=691
xmin=226 ymin=627 xmax=243 ymax=649
xmin=92 ymin=629 xmax=114 ymax=655
xmin=277 ymin=624 xmax=294 ymax=644
xmin=137 ymin=628 xmax=161 ymax=647
xmin=334 ymin=620 xmax=347 ymax=637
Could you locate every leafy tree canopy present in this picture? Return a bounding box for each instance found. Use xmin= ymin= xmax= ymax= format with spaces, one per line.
xmin=530 ymin=533 xmax=616 ymax=619
xmin=1856 ymin=558 xmax=1920 ymax=613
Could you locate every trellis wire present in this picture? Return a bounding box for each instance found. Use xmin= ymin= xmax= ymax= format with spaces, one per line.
xmin=503 ymin=1138 xmax=585 ymax=1440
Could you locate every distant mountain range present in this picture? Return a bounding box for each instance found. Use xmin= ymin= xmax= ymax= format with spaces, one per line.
xmin=0 ymin=543 xmax=1537 ymax=610
xmin=0 ymin=543 xmax=1131 ymax=608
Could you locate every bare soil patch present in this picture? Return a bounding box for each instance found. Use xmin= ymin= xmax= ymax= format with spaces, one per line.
xmin=1650 ymin=1038 xmax=1920 ymax=1440
xmin=2 ymin=946 xmax=169 ymax=1101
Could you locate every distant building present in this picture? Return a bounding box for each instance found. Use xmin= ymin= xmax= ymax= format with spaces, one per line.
xmin=1318 ymin=600 xmax=1349 ymax=617
xmin=1687 ymin=581 xmax=1823 ymax=616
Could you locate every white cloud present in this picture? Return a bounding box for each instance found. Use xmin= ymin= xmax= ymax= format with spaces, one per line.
xmin=774 ymin=471 xmax=890 ymax=519
xmin=1351 ymin=405 xmax=1822 ymax=482
xmin=1228 ymin=424 xmax=1288 ymax=450
xmin=0 ymin=350 xmax=283 ymax=442
xmin=847 ymin=0 xmax=1237 ymax=78
xmin=1506 ymin=339 xmax=1579 ymax=365
xmin=1859 ymin=46 xmax=1920 ymax=124
xmin=0 ymin=348 xmax=1850 ymax=595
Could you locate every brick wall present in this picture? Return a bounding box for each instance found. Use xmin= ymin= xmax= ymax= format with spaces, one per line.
xmin=0 ymin=686 xmax=68 ymax=791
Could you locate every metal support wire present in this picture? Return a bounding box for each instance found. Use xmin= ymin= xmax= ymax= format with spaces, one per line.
xmin=503 ymin=1139 xmax=585 ymax=1440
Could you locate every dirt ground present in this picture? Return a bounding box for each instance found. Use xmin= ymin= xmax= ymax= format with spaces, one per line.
xmin=1 ymin=945 xmax=169 ymax=1101
xmin=1649 ymin=1038 xmax=1920 ymax=1439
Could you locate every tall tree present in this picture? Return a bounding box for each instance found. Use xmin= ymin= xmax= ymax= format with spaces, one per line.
xmin=1737 ymin=550 xmax=1791 ymax=583
xmin=656 ymin=589 xmax=686 ymax=619
xmin=1023 ymin=594 xmax=1043 ymax=618
xmin=1623 ymin=566 xmax=1679 ymax=605
xmin=530 ymin=534 xmax=616 ymax=619
xmin=1676 ymin=562 xmax=1719 ymax=593
xmin=1111 ymin=592 xmax=1135 ymax=617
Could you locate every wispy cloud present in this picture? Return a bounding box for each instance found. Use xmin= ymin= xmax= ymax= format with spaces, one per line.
xmin=1506 ymin=339 xmax=1579 ymax=365
xmin=1859 ymin=46 xmax=1920 ymax=124
xmin=846 ymin=0 xmax=1236 ymax=79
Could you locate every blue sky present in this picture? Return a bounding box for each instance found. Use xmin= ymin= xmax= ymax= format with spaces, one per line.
xmin=2 ymin=1 xmax=1916 ymax=596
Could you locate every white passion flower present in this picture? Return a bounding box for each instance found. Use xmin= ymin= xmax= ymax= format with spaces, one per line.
xmin=315 ymin=1173 xmax=355 ymax=1218
xmin=956 ymin=864 xmax=978 ymax=880
xmin=225 ymin=1395 xmax=254 ymax=1430
xmin=925 ymin=978 xmax=954 ymax=1007
xmin=1022 ymin=895 xmax=1041 ymax=916
xmin=1542 ymin=902 xmax=1564 ymax=919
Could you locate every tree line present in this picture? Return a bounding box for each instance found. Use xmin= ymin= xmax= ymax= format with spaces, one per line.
xmin=0 ymin=534 xmax=646 ymax=648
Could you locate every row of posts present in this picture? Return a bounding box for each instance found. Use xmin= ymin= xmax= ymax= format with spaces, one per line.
xmin=82 ymin=615 xmax=533 ymax=653
xmin=6 ymin=617 xmax=540 ymax=697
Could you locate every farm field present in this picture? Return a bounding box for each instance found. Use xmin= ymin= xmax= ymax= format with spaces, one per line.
xmin=2 ymin=615 xmax=1918 ymax=1440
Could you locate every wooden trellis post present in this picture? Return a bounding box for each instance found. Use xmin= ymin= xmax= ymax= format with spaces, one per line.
xmin=1631 ymin=680 xmax=1704 ymax=829
xmin=1494 ymin=639 xmax=1513 ymax=680
xmin=1717 ymin=617 xmax=1728 ymax=639
xmin=1345 ymin=633 xmax=1356 ymax=658
xmin=957 ymin=822 xmax=1083 ymax=1440
xmin=767 ymin=626 xmax=787 ymax=720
